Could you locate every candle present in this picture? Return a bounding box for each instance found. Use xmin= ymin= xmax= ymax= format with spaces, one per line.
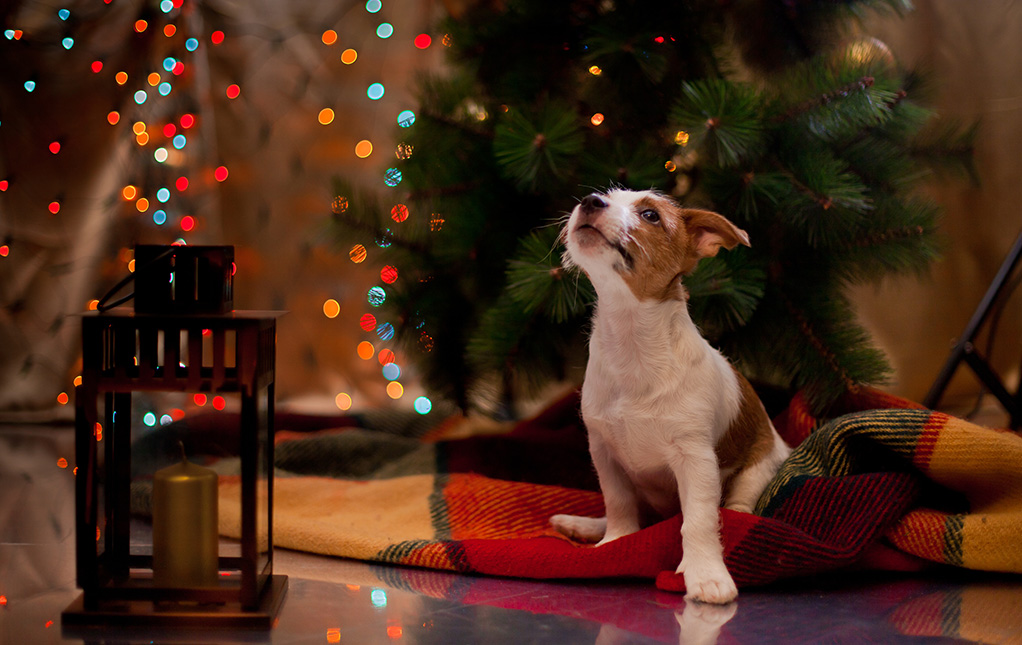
xmin=152 ymin=443 xmax=219 ymax=588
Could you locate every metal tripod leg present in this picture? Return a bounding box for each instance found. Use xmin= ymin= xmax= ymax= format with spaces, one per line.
xmin=923 ymin=230 xmax=1022 ymax=429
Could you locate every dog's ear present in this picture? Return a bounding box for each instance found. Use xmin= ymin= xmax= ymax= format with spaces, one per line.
xmin=683 ymin=209 xmax=750 ymax=259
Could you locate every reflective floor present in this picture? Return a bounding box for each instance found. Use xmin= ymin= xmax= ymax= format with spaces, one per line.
xmin=3 ymin=424 xmax=1021 ymax=644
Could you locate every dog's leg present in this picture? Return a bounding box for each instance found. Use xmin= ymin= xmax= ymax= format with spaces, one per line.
xmin=669 ymin=441 xmax=738 ymax=604
xmin=549 ymin=432 xmax=640 ymax=544
xmin=590 ymin=435 xmax=643 ymax=545
xmin=723 ymin=434 xmax=790 ymax=513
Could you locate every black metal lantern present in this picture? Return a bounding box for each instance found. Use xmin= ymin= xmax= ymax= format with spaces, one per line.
xmin=62 ymin=245 xmax=288 ymax=629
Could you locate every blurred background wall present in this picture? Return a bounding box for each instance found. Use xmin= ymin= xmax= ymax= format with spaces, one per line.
xmin=0 ymin=0 xmax=1018 ymax=422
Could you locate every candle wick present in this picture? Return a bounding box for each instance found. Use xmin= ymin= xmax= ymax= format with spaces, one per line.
xmin=178 ymin=440 xmax=188 ymax=463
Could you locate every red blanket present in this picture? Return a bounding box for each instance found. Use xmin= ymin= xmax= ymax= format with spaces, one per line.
xmin=215 ymin=388 xmax=1022 ymax=594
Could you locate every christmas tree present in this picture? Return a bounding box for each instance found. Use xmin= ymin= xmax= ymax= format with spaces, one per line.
xmin=329 ymin=0 xmax=974 ymax=414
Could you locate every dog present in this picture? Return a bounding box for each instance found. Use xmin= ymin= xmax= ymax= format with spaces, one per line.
xmin=550 ymin=189 xmax=791 ymax=604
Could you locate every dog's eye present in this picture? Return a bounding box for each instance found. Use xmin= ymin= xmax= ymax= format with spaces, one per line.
xmin=640 ymin=209 xmax=660 ymax=224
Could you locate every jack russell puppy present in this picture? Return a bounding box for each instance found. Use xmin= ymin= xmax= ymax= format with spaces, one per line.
xmin=551 ymin=189 xmax=791 ymax=604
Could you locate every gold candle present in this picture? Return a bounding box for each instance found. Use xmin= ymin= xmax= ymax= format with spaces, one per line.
xmin=152 ymin=444 xmax=219 ymax=588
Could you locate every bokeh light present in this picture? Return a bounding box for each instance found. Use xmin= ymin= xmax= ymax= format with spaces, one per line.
xmin=414 ymin=397 xmax=432 ymax=414
xmin=335 ymin=393 xmax=352 ymax=411
xmin=376 ymin=23 xmax=393 ymax=39
xmin=360 ymin=313 xmax=377 ymax=331
xmin=349 ymin=244 xmax=367 ymax=263
xmin=323 ymin=298 xmax=340 ymax=318
xmin=414 ymin=33 xmax=431 ymax=49
xmin=214 ymin=166 xmax=229 ymax=182
xmin=180 ymin=215 xmax=195 ymax=231
xmin=382 ymin=362 xmax=400 ymax=380
xmin=397 ymin=110 xmax=415 ymax=127
xmin=384 ymin=168 xmax=402 ymax=186
xmin=380 ymin=266 xmax=398 ymax=284
xmin=366 ymin=0 xmax=382 ymax=13
xmin=395 ymin=142 xmax=413 ymax=159
xmin=318 ymin=108 xmax=335 ymax=125
xmin=376 ymin=322 xmax=394 ymax=340
xmin=367 ymin=286 xmax=386 ymax=307
xmin=341 ymin=49 xmax=357 ymax=64
xmin=378 ymin=349 xmax=396 ymax=365
xmin=367 ymin=83 xmax=385 ymax=100
xmin=322 ymin=30 xmax=338 ymax=45
xmin=357 ymin=341 xmax=375 ymax=360
xmin=591 ymin=113 xmax=605 ymax=126
xmin=386 ymin=381 xmax=403 ymax=399
xmin=226 ymin=83 xmax=241 ymax=99
xmin=332 ymin=196 xmax=348 ymax=213
xmin=355 ymin=140 xmax=373 ymax=158
xmin=390 ymin=204 xmax=408 ymax=222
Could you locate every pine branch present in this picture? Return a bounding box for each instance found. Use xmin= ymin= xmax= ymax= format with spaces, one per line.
xmin=776 ymin=75 xmax=875 ymax=122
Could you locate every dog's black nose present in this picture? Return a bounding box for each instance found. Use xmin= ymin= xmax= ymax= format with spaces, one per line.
xmin=580 ymin=194 xmax=607 ymax=213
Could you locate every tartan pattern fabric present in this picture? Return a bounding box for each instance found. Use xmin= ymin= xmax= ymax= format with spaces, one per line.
xmin=215 ymin=389 xmax=1022 ymax=593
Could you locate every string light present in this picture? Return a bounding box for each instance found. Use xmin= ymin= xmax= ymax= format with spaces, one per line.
xmin=414 ymin=397 xmax=432 ymax=414
xmin=323 ymin=299 xmax=340 ymax=318
xmin=357 ymin=341 xmax=375 ymax=360
xmin=334 ymin=393 xmax=352 ymax=411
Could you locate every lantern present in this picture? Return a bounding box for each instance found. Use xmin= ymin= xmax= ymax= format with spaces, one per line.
xmin=62 ymin=245 xmax=288 ymax=629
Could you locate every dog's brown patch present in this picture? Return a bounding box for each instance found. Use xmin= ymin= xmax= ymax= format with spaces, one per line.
xmin=715 ymin=367 xmax=777 ymax=477
xmin=620 ymin=195 xmax=749 ymax=302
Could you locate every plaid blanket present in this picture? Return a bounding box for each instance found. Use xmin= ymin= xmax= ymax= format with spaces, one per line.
xmin=212 ymin=388 xmax=1022 ymax=593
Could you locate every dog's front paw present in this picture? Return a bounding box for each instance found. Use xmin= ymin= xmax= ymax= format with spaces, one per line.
xmin=550 ymin=514 xmax=606 ymax=543
xmin=677 ymin=560 xmax=738 ymax=605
